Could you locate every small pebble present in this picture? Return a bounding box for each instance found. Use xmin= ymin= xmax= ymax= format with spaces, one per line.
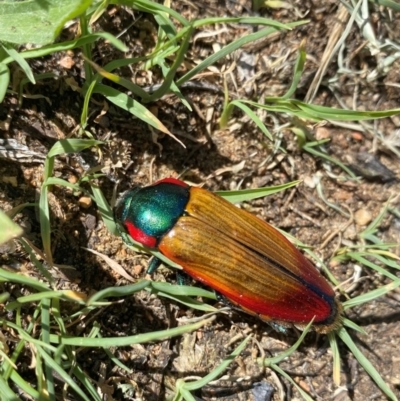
xmin=354 ymin=209 xmax=372 ymax=226
xmin=78 ymin=196 xmax=92 ymax=209
xmin=303 ymin=176 xmax=316 ymax=189
xmin=133 ymin=264 xmax=144 ymax=275
xmin=59 ymin=55 xmax=75 ymax=69
xmin=68 ymin=175 xmax=78 ymax=184
xmin=315 ymin=126 xmax=331 ymax=140
xmin=343 ymin=224 xmax=358 ymax=240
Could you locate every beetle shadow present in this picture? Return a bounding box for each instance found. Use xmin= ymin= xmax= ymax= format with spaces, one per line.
xmin=350 ymin=309 xmax=400 ymax=328
xmin=115 ymin=125 xmax=233 ymax=187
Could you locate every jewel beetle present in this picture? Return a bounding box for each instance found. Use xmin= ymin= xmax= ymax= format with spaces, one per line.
xmin=115 ymin=178 xmax=342 ymax=333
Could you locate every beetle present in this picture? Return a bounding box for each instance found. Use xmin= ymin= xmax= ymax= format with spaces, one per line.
xmin=114 ymin=177 xmax=342 ymax=333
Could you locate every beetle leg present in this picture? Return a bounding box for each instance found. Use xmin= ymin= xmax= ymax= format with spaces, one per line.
xmin=267 ymin=322 xmax=289 ymax=334
xmin=147 ymin=258 xmax=191 ymax=287
xmin=118 ymin=225 xmax=135 ymax=247
xmin=146 ymin=257 xmax=163 ymax=274
xmin=215 ymin=292 xmax=241 ymax=310
xmin=217 ymin=293 xmax=289 ymax=333
xmin=176 ymin=271 xmax=191 ymax=286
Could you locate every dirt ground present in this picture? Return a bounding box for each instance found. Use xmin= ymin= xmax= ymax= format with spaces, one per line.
xmin=1 ymin=1 xmax=400 ymax=401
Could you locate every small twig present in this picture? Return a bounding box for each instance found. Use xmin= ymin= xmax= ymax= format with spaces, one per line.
xmin=318 ymin=204 xmax=354 ymax=257
xmin=282 ymin=187 xmax=297 ymax=210
xmin=289 ymin=205 xmax=322 ymax=228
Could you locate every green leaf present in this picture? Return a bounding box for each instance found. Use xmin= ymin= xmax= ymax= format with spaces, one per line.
xmin=0 ymin=0 xmax=93 ymax=45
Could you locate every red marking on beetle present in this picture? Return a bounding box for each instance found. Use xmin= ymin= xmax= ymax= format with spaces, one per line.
xmin=125 ymin=221 xmax=157 ymax=248
xmin=226 ymin=287 xmax=332 ymax=323
xmin=155 ymin=178 xmax=188 ymax=188
xmin=182 ymin=265 xmax=333 ymax=324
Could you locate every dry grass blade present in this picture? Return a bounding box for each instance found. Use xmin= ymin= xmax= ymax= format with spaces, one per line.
xmin=83 ymin=247 xmax=135 ymax=282
xmin=305 ymin=4 xmax=350 ymax=103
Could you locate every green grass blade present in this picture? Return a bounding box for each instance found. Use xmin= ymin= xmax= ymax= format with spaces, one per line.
xmin=147 ymin=26 xmax=193 ymax=101
xmin=342 ymin=318 xmax=368 ymax=335
xmin=181 ymin=335 xmax=251 ymax=391
xmin=347 ymin=253 xmax=398 ymax=281
xmin=282 ymin=40 xmax=306 ymax=99
xmin=45 ymin=177 xmax=86 ymax=194
xmin=16 ymin=290 xmax=86 ymax=305
xmin=221 ymin=100 xmax=273 ymax=141
xmin=0 ymin=210 xmax=23 ymax=245
xmin=216 ymin=181 xmax=300 ymax=203
xmin=1 ymin=43 xmax=35 ymax=84
xmin=39 ymin=183 xmax=53 ymax=267
xmin=271 ymin=365 xmax=314 ymax=401
xmin=87 ymin=280 xmax=151 ymax=304
xmin=0 ymin=375 xmax=22 ymax=401
xmin=72 ymin=365 xmax=103 ymax=401
xmin=152 ymin=292 xmax=218 ymax=312
xmin=47 ymin=139 xmax=104 ymax=158
xmin=338 ymin=327 xmax=398 ymax=401
xmin=36 ymin=345 xmax=91 ymax=401
xmin=19 ymin=238 xmax=54 ymax=285
xmin=177 ymin=22 xmax=305 ymax=85
xmin=0 ymin=268 xmax=50 ymax=292
xmin=41 ymin=298 xmax=56 ymax=400
xmin=154 ymin=13 xmax=178 ymax=38
xmin=49 ymin=317 xmax=215 ymax=347
xmin=343 ymin=279 xmax=400 ymax=310
xmin=273 ymin=364 xmax=314 ymax=401
xmin=92 ymin=83 xmax=174 ymax=136
xmin=294 ymin=100 xmax=400 ymax=120
xmin=258 ymin=321 xmax=313 ymax=366
xmin=302 ymin=140 xmax=358 ymax=178
xmin=116 ymin=0 xmax=189 ymax=26
xmin=367 ymin=0 xmax=400 ymax=11
xmin=328 ymin=332 xmax=341 ymax=386
xmin=9 ymin=369 xmax=40 ymax=399
xmin=157 ymin=60 xmax=191 ymax=110
xmin=90 ymin=183 xmax=118 ymax=235
xmin=0 ymin=62 xmax=10 ymax=102
xmin=149 ymin=282 xmax=215 ymax=299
